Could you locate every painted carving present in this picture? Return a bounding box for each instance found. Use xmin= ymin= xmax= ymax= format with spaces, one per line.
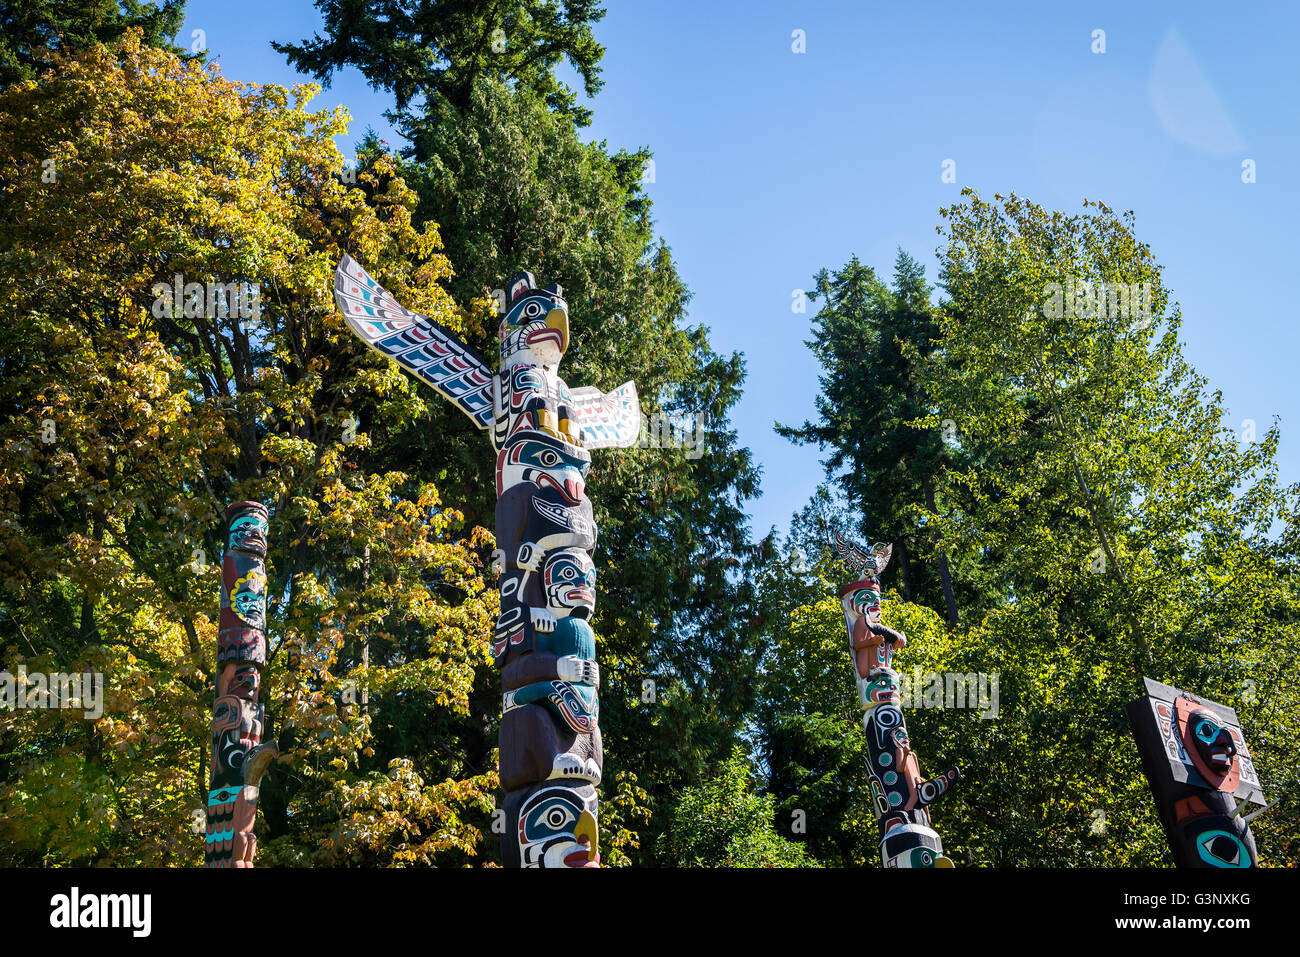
xmin=334 ymin=257 xmax=639 ymax=867
xmin=206 ymin=501 xmax=277 ymax=867
xmin=834 ymin=531 xmax=958 ymax=868
xmin=1125 ymin=678 xmax=1271 ymax=867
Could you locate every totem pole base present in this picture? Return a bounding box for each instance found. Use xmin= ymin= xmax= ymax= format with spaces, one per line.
xmin=503 ymin=781 xmax=600 ymax=868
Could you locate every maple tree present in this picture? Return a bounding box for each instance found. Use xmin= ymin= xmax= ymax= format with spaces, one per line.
xmin=0 ymin=32 xmax=504 ymax=865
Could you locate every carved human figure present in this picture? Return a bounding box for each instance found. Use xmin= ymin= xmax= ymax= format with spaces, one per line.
xmin=834 ymin=531 xmax=958 ymax=868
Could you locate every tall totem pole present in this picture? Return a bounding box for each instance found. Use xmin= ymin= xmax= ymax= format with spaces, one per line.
xmin=206 ymin=501 xmax=277 ymax=867
xmin=833 ymin=532 xmax=958 ymax=868
xmin=333 ymin=256 xmax=640 ymax=868
xmin=1126 ymin=678 xmax=1271 ymax=867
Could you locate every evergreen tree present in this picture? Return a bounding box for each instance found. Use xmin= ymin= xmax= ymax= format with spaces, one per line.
xmin=278 ymin=4 xmax=771 ymax=863
xmin=0 ymin=0 xmax=189 ymax=86
xmin=778 ymin=251 xmax=963 ymax=624
xmin=274 ymin=0 xmax=606 ymax=131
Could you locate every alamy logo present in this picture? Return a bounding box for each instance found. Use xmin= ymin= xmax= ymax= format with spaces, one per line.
xmin=0 ymin=667 xmax=103 ymax=719
xmin=151 ymin=273 xmax=261 ymax=322
xmin=638 ymin=412 xmax=706 ymax=460
xmin=49 ymin=887 xmax=151 ymax=937
xmin=897 ymin=669 xmax=1000 ymax=719
xmin=1041 ymin=278 xmax=1152 ymax=323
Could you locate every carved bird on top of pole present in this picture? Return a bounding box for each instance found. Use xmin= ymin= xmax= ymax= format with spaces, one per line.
xmin=333 ymin=255 xmax=641 ymax=867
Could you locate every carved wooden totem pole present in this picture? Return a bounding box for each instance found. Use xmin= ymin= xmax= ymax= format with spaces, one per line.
xmin=1126 ymin=678 xmax=1271 ymax=867
xmin=333 ymin=256 xmax=639 ymax=867
xmin=833 ymin=531 xmax=958 ymax=867
xmin=206 ymin=501 xmax=277 ymax=867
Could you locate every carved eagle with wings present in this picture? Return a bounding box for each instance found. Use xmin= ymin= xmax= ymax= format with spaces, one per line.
xmin=833 ymin=531 xmax=893 ymax=580
xmin=332 ymin=255 xmax=640 ymax=450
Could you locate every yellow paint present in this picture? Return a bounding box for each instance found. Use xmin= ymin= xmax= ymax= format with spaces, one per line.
xmin=545 ymin=308 xmax=569 ymax=353
xmin=575 ymin=809 xmax=598 ymax=860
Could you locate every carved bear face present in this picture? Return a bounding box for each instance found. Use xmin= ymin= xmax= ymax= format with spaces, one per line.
xmin=544 ymin=548 xmax=596 ymax=619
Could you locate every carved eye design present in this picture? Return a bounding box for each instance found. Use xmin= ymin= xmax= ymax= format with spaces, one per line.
xmin=1195 ymin=719 xmax=1221 ymax=742
xmin=1197 ymin=830 xmax=1246 ymax=867
xmin=545 ymin=806 xmax=575 ymax=830
xmin=537 ymin=450 xmax=560 ymax=468
xmin=560 ymin=566 xmax=577 ymax=580
xmin=523 ymin=301 xmax=544 ymax=318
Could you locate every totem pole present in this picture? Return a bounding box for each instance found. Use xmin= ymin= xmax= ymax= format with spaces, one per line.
xmin=833 ymin=531 xmax=958 ymax=867
xmin=333 ymin=256 xmax=639 ymax=867
xmin=206 ymin=502 xmax=277 ymax=867
xmin=1125 ymin=677 xmax=1272 ymax=867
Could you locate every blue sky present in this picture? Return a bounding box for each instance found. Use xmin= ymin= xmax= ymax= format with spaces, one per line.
xmin=182 ymin=0 xmax=1299 ymax=540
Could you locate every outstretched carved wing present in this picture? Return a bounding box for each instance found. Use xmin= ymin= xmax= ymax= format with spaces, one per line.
xmin=570 ymin=381 xmax=640 ymax=449
xmin=333 ymin=255 xmax=494 ymax=429
xmin=833 ymin=531 xmax=892 ymax=579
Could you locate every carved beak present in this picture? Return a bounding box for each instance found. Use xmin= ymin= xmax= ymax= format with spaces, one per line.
xmin=544 ymin=307 xmax=569 ymax=354
xmin=565 ymin=809 xmax=599 ymax=867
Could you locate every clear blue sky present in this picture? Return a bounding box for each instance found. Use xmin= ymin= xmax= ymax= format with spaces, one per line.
xmin=182 ymin=0 xmax=1300 ymax=540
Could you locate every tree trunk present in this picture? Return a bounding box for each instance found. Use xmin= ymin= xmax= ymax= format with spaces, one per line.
xmin=924 ymin=477 xmax=959 ymax=627
xmin=893 ymin=535 xmax=915 ymax=603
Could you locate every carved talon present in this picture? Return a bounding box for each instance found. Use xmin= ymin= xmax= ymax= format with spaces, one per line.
xmin=549 ymin=753 xmax=602 ymax=784
xmin=516 ymin=542 xmax=543 ymax=572
xmin=530 ymin=607 xmax=557 ymax=632
xmin=557 ymin=655 xmax=600 ymax=687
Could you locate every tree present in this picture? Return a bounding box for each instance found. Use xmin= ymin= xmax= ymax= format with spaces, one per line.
xmin=656 ymin=746 xmax=815 ymax=868
xmin=0 ymin=32 xmax=500 ymax=865
xmin=274 ymin=0 xmax=607 ymax=132
xmin=0 ymin=0 xmax=189 ymax=87
xmin=778 ymin=252 xmax=963 ymax=625
xmin=908 ymin=190 xmax=1300 ymax=864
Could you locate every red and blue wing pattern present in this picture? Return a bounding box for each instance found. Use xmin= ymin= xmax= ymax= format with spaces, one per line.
xmin=569 ymin=381 xmax=640 ymax=449
xmin=333 ymin=255 xmax=494 ymax=429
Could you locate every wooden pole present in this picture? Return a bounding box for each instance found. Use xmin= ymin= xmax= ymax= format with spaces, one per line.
xmin=205 ymin=501 xmax=277 ymax=867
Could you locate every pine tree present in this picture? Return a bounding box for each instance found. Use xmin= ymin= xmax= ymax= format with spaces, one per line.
xmin=778 ymin=251 xmax=962 ymax=624
xmin=278 ymin=5 xmax=771 ymax=863
xmin=0 ymin=0 xmax=189 ymax=86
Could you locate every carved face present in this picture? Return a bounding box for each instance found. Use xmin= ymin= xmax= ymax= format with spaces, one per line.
xmin=495 ymin=432 xmax=591 ymax=503
xmin=517 ymin=786 xmax=599 ymax=868
xmin=544 ymin=549 xmax=596 ymax=619
xmin=1187 ymin=708 xmax=1237 ymax=774
xmin=862 ymin=669 xmax=901 ymax=708
xmin=862 ymin=543 xmax=892 ymax=578
xmin=500 ymin=284 xmax=569 ymax=368
xmin=229 ymin=569 xmax=266 ymax=629
xmin=842 ymin=579 xmax=883 ymax=623
xmin=227 ymin=513 xmax=268 ymax=552
xmin=879 ymin=823 xmax=953 ymax=869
